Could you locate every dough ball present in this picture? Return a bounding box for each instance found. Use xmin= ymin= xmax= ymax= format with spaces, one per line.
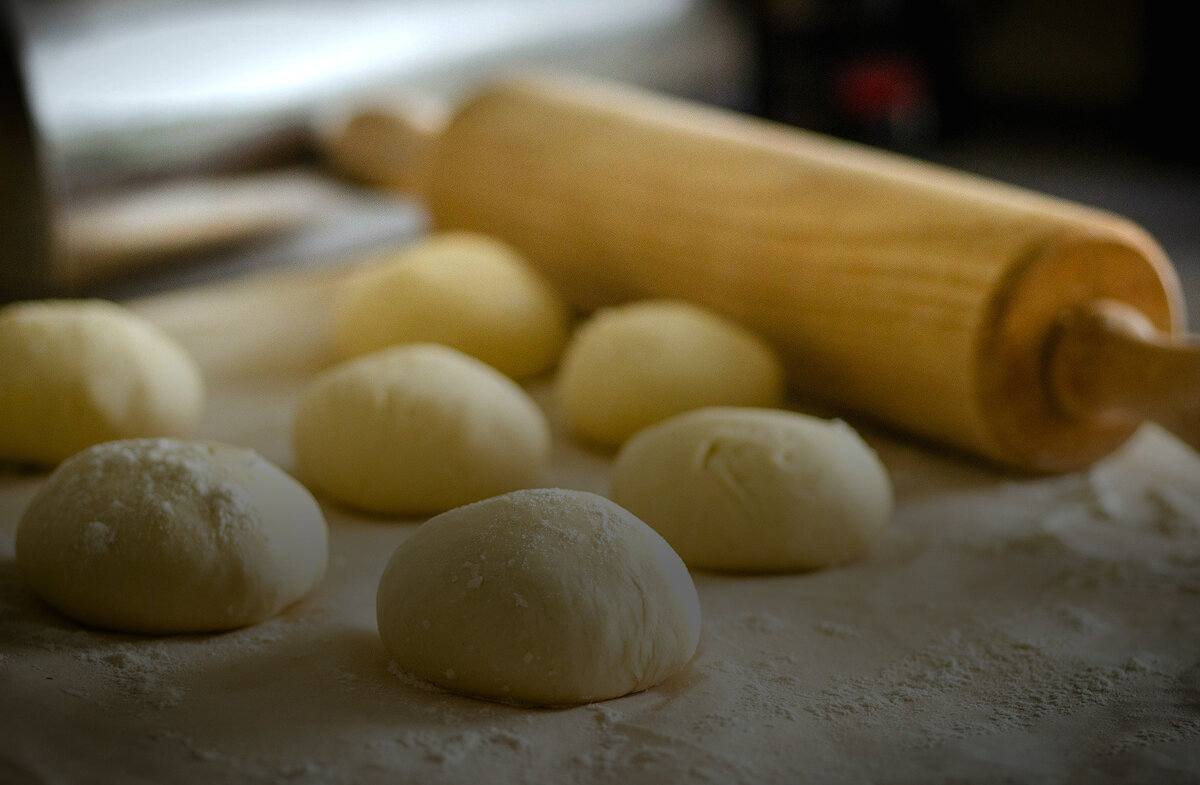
xmin=16 ymin=439 xmax=328 ymax=634
xmin=376 ymin=488 xmax=701 ymax=706
xmin=0 ymin=300 xmax=205 ymax=467
xmin=611 ymin=407 xmax=892 ymax=571
xmin=555 ymin=300 xmax=784 ymax=447
xmin=333 ymin=231 xmax=569 ymax=379
xmin=293 ymin=343 xmax=550 ymax=515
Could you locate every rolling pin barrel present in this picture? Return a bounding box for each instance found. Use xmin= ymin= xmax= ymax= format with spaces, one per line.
xmin=328 ymin=75 xmax=1196 ymax=472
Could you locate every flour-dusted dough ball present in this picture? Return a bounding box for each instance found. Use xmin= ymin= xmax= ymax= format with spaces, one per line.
xmin=293 ymin=344 xmax=550 ymax=515
xmin=333 ymin=231 xmax=570 ymax=379
xmin=0 ymin=300 xmax=204 ymax=466
xmin=377 ymin=488 xmax=701 ymax=706
xmin=16 ymin=439 xmax=328 ymax=634
xmin=555 ymin=300 xmax=784 ymax=447
xmin=611 ymin=408 xmax=892 ymax=571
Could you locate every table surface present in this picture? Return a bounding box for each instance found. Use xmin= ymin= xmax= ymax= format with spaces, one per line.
xmin=3 ymin=265 xmax=1200 ymax=784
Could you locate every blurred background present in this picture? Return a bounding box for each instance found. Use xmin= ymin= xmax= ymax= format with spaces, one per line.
xmin=2 ymin=0 xmax=1197 ymax=309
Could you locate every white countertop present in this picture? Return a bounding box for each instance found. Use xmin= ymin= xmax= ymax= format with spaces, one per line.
xmin=2 ymin=267 xmax=1199 ymax=783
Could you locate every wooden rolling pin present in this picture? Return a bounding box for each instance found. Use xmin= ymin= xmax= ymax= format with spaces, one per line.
xmin=325 ymin=74 xmax=1198 ymax=472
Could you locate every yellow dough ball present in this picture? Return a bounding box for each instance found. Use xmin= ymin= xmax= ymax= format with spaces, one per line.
xmin=333 ymin=232 xmax=569 ymax=379
xmin=0 ymin=300 xmax=205 ymax=467
xmin=292 ymin=344 xmax=551 ymax=515
xmin=611 ymin=407 xmax=893 ymax=571
xmin=555 ymin=300 xmax=785 ymax=447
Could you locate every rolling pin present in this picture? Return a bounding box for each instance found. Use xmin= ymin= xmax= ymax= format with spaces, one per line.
xmin=324 ymin=74 xmax=1198 ymax=472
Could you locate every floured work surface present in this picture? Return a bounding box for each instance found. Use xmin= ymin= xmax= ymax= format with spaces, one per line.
xmin=2 ymin=269 xmax=1200 ymax=784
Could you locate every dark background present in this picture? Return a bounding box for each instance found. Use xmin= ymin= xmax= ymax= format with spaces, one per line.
xmin=740 ymin=0 xmax=1200 ymax=310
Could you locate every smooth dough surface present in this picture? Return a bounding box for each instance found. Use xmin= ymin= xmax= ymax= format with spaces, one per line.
xmin=16 ymin=438 xmax=328 ymax=634
xmin=611 ymin=407 xmax=893 ymax=571
xmin=293 ymin=344 xmax=551 ymax=515
xmin=555 ymin=300 xmax=784 ymax=447
xmin=333 ymin=231 xmax=570 ymax=379
xmin=376 ymin=488 xmax=701 ymax=706
xmin=0 ymin=300 xmax=205 ymax=466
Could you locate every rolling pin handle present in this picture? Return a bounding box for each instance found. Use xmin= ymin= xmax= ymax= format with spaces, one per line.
xmin=317 ymin=93 xmax=449 ymax=193
xmin=1048 ymin=299 xmax=1200 ymax=452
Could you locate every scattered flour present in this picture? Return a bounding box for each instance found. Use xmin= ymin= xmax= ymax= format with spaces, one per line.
xmin=804 ymin=624 xmax=1164 ymax=742
xmin=718 ymin=612 xmax=794 ymax=634
xmin=4 ymin=391 xmax=1200 ymax=784
xmin=813 ymin=621 xmax=861 ymax=639
xmin=387 ymin=661 xmax=449 ymax=696
xmin=396 ymin=727 xmax=532 ymax=765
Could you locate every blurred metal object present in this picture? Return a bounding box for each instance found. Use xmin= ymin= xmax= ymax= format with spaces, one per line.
xmin=1 ymin=0 xmax=754 ymax=300
xmin=1 ymin=6 xmax=51 ymax=301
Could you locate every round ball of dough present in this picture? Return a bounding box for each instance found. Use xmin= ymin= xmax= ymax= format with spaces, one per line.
xmin=555 ymin=300 xmax=784 ymax=447
xmin=293 ymin=343 xmax=550 ymax=515
xmin=333 ymin=231 xmax=569 ymax=379
xmin=611 ymin=407 xmax=893 ymax=571
xmin=376 ymin=488 xmax=701 ymax=706
xmin=16 ymin=439 xmax=328 ymax=634
xmin=0 ymin=300 xmax=205 ymax=466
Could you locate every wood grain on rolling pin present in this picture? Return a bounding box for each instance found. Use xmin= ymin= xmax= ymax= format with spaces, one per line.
xmin=328 ymin=74 xmax=1193 ymax=472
